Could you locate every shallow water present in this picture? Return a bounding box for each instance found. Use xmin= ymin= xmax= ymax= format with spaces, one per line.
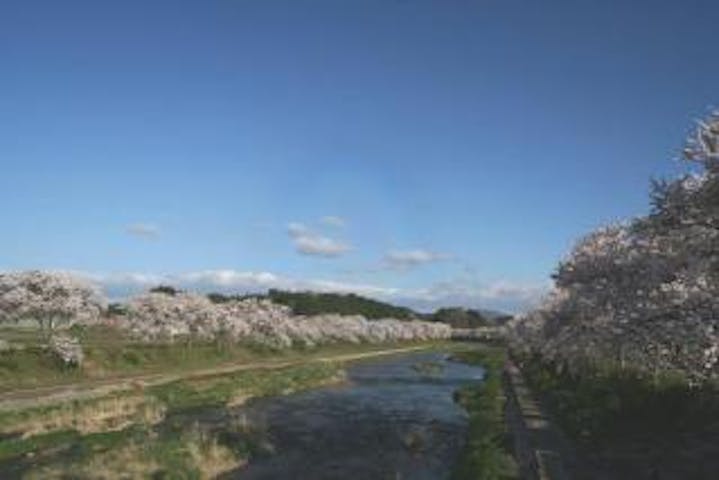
xmin=1 ymin=350 xmax=484 ymax=479
xmin=223 ymin=351 xmax=484 ymax=479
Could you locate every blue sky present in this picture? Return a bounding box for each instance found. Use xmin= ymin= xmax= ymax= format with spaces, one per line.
xmin=1 ymin=1 xmax=718 ymax=312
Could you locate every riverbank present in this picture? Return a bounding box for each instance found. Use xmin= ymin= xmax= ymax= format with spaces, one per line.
xmin=1 ymin=343 xmax=483 ymax=478
xmin=0 ymin=339 xmax=472 ymax=477
xmin=451 ymin=347 xmax=518 ymax=480
xmin=0 ymin=361 xmax=343 ymax=477
xmin=450 ymin=348 xmax=587 ymax=480
xmin=515 ymin=354 xmax=719 ymax=479
xmin=1 ymin=337 xmax=454 ymax=410
xmin=0 ymin=323 xmax=452 ymax=390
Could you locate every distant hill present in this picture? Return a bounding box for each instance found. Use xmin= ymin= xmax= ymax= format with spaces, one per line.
xmin=428 ymin=307 xmax=487 ymax=328
xmin=478 ymin=309 xmax=513 ymax=324
xmin=427 ymin=307 xmax=512 ymax=328
xmin=205 ymin=289 xmax=513 ymax=326
xmin=207 ymin=289 xmax=416 ymax=320
xmin=266 ymin=290 xmax=417 ymax=319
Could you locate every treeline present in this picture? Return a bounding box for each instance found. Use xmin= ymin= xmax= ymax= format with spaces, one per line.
xmin=429 ymin=308 xmax=490 ymax=328
xmin=428 ymin=307 xmax=511 ymax=328
xmin=205 ymin=289 xmax=416 ymax=320
xmin=160 ymin=286 xmax=508 ymax=326
xmin=266 ymin=290 xmax=416 ymax=319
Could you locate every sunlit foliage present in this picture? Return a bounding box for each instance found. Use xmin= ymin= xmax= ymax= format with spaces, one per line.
xmin=509 ymin=111 xmax=719 ymax=382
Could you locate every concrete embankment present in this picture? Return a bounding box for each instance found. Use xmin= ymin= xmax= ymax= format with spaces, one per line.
xmin=503 ymin=360 xmax=579 ymax=480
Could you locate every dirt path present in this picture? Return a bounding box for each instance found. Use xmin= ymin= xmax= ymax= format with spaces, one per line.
xmin=0 ymin=345 xmax=432 ymax=413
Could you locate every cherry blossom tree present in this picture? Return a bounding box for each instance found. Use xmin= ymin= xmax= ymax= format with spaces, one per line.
xmin=0 ymin=271 xmax=107 ymax=331
xmin=509 ymin=111 xmax=719 ymax=382
xmin=120 ymin=291 xmax=450 ymax=347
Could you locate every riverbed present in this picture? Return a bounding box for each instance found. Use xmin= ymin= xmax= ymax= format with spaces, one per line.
xmin=2 ymin=349 xmax=485 ymax=479
xmin=222 ymin=350 xmax=484 ymax=479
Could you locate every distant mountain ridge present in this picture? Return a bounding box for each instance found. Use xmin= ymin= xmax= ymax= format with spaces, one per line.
xmin=204 ymin=289 xmax=511 ymax=326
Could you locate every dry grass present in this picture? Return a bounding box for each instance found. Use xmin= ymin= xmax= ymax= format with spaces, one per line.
xmin=1 ymin=394 xmax=165 ymax=438
xmin=186 ymin=429 xmax=247 ymax=478
xmin=23 ymin=429 xmax=246 ymax=479
xmin=0 ymin=343 xmax=463 ymax=478
xmin=25 ymin=441 xmax=161 ymax=479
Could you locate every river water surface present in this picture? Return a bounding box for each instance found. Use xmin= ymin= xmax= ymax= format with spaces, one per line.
xmin=222 ymin=351 xmax=485 ymax=479
xmin=2 ymin=350 xmax=484 ymax=479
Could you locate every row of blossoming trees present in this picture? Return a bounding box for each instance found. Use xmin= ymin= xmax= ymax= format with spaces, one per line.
xmin=508 ymin=112 xmax=719 ymax=383
xmin=0 ymin=271 xmax=450 ymax=349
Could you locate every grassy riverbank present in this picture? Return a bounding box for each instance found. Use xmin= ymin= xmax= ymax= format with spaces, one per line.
xmin=451 ymin=347 xmax=518 ymax=480
xmin=0 ymin=360 xmax=346 ymax=478
xmin=0 ymin=324 xmax=455 ymax=390
xmin=0 ymin=337 xmax=469 ymax=478
xmin=518 ymin=354 xmax=719 ymax=478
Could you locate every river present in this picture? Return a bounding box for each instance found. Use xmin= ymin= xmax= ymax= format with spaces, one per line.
xmin=220 ymin=350 xmax=484 ymax=479
xmin=2 ymin=349 xmax=485 ymax=479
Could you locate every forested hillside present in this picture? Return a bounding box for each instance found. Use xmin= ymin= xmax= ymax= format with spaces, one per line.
xmin=429 ymin=307 xmax=490 ymax=328
xmin=264 ymin=290 xmax=416 ymax=319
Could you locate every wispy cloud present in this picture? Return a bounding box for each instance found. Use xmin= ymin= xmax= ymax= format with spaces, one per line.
xmin=383 ymin=249 xmax=452 ymax=270
xmin=177 ymin=270 xmax=280 ymax=289
xmin=125 ymin=223 xmax=160 ymax=239
xmin=320 ymin=215 xmax=346 ymax=228
xmin=82 ymin=269 xmax=396 ymax=300
xmin=287 ymin=222 xmax=351 ymax=257
xmin=397 ymin=279 xmax=550 ymax=313
xmin=56 ymin=268 xmax=547 ymax=313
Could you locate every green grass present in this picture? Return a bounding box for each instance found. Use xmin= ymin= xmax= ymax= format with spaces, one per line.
xmin=0 ymin=329 xmax=462 ymax=476
xmin=0 ymin=346 xmax=85 ymax=386
xmin=0 ymin=429 xmax=80 ymax=461
xmin=0 ymin=324 xmax=455 ymax=390
xmin=0 ymin=359 xmax=344 ymax=477
xmin=148 ymin=361 xmax=343 ymax=411
xmin=3 ymin=422 xmax=251 ymax=479
xmin=0 ymin=336 xmax=458 ymax=443
xmin=0 ymin=341 xmax=461 ymax=467
xmin=518 ymin=354 xmax=719 ymax=445
xmin=451 ymin=347 xmax=518 ymax=480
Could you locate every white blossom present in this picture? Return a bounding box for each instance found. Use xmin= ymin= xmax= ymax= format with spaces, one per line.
xmin=0 ymin=271 xmax=107 ymax=329
xmin=118 ymin=292 xmax=450 ymax=348
xmin=49 ymin=333 xmax=84 ymax=366
xmin=509 ymin=113 xmax=719 ymax=382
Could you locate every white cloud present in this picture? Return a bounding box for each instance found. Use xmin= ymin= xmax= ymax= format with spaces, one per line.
xmin=64 ymin=271 xmax=166 ymax=300
xmin=287 ymin=222 xmax=311 ymax=237
xmin=320 ymin=216 xmax=346 ymax=228
xmin=22 ymin=268 xmax=547 ymax=314
xmin=79 ymin=269 xmax=396 ymax=300
xmin=125 ymin=223 xmax=160 ymax=239
xmin=287 ymin=222 xmax=351 ymax=257
xmin=294 ymin=236 xmax=351 ymax=257
xmin=293 ymin=278 xmax=398 ymax=297
xmin=177 ymin=270 xmax=280 ymax=289
xmin=383 ymin=249 xmax=451 ymax=270
xmin=397 ymin=279 xmax=550 ymax=313
xmin=477 ymin=281 xmax=548 ymax=302
xmin=100 ymin=272 xmax=165 ymax=287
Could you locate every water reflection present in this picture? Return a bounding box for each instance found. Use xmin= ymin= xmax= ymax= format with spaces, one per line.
xmin=2 ymin=351 xmax=484 ymax=479
xmin=225 ymin=352 xmax=485 ymax=480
